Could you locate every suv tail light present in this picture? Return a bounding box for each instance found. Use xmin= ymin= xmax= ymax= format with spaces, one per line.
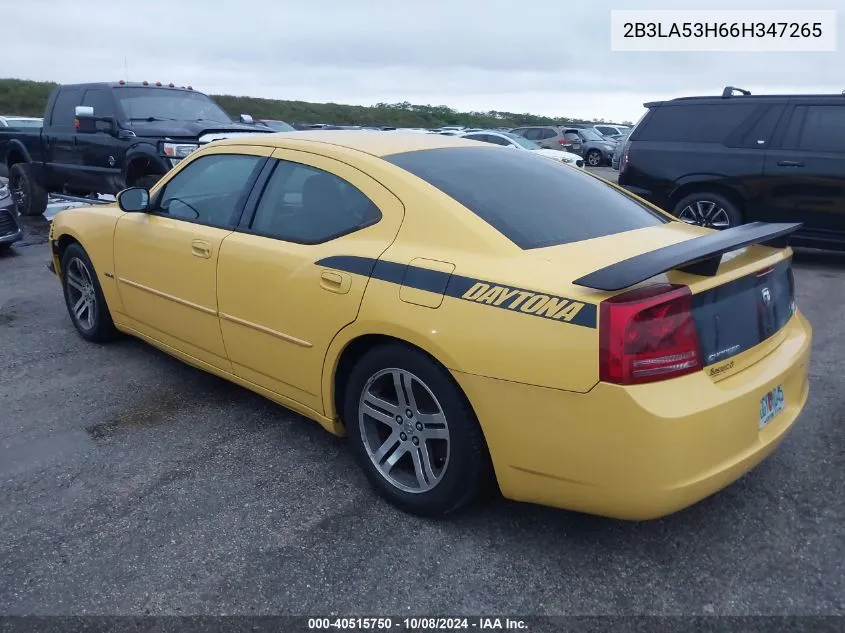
xmin=558 ymin=139 xmax=571 ymax=146
xmin=620 ymin=143 xmax=630 ymax=172
xmin=599 ymin=284 xmax=702 ymax=385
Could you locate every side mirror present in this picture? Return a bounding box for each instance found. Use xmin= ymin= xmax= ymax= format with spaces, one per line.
xmin=74 ymin=106 xmax=96 ymax=133
xmin=117 ymin=187 xmax=150 ymax=212
xmin=239 ymin=114 xmax=254 ymax=124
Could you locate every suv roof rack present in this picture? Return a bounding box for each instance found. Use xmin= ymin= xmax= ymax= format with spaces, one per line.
xmin=722 ymin=86 xmax=751 ymax=98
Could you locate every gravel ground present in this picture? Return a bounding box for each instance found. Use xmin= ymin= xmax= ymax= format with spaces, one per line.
xmin=0 ymin=178 xmax=844 ymax=618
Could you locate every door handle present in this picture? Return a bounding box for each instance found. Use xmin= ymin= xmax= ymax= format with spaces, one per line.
xmin=777 ymin=160 xmax=804 ymax=167
xmin=191 ymin=240 xmax=212 ymax=258
xmin=320 ymin=270 xmax=351 ymax=294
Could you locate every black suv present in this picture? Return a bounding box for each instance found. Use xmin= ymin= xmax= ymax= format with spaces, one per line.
xmin=619 ymin=86 xmax=845 ymax=250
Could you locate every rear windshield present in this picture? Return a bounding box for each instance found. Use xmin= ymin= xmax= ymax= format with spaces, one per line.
xmin=384 ymin=147 xmax=668 ymax=249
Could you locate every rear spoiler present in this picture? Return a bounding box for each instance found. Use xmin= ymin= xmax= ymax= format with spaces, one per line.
xmin=573 ymin=222 xmax=802 ymax=292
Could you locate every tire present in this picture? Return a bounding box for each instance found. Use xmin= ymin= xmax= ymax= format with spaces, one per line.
xmin=344 ymin=343 xmax=492 ymax=517
xmin=135 ymin=174 xmax=162 ymax=190
xmin=585 ymin=149 xmax=603 ymax=167
xmin=672 ymin=192 xmax=743 ymax=230
xmin=9 ymin=163 xmax=48 ymax=217
xmin=60 ymin=243 xmax=118 ymax=343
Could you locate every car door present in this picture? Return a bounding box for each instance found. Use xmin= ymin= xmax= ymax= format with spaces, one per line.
xmin=216 ymin=149 xmax=404 ymax=414
xmin=113 ymin=147 xmax=271 ymax=371
xmin=762 ymin=103 xmax=845 ymax=238
xmin=43 ymin=87 xmax=85 ymax=191
xmin=75 ymin=88 xmax=125 ymax=194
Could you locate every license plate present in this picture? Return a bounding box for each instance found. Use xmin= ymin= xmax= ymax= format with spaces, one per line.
xmin=572 ymin=144 xmax=581 ymax=150
xmin=759 ymin=385 xmax=785 ymax=429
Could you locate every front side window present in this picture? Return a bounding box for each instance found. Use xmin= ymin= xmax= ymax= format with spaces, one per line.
xmin=156 ymin=154 xmax=263 ymax=227
xmin=249 ymin=160 xmax=381 ymax=243
xmin=522 ymin=128 xmax=543 ymax=141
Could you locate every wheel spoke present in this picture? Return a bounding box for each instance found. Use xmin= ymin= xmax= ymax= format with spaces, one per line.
xmin=83 ymin=301 xmax=94 ymax=328
xmin=362 ymin=397 xmax=398 ymax=427
xmin=410 ymin=445 xmax=436 ymax=488
xmin=67 ymin=271 xmax=85 ymax=292
xmin=372 ymin=431 xmax=401 ymax=464
xmin=73 ymin=297 xmax=87 ymax=319
xmin=383 ymin=443 xmax=408 ymax=470
xmin=392 ymin=370 xmax=409 ymax=409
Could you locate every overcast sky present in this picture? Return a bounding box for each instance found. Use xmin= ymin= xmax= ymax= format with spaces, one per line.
xmin=3 ymin=0 xmax=843 ymax=123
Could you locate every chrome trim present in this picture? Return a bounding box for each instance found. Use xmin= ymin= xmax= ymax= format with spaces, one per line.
xmin=219 ymin=312 xmax=312 ymax=348
xmin=117 ymin=277 xmax=217 ymax=316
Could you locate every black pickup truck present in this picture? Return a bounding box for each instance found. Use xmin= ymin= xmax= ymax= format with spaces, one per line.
xmin=0 ymin=82 xmax=272 ymax=216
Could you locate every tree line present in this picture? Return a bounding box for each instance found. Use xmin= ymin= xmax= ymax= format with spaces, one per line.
xmin=0 ymin=78 xmax=632 ymax=128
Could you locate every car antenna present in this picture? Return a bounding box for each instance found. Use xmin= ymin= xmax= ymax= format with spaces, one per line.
xmin=722 ymin=86 xmax=751 ymax=98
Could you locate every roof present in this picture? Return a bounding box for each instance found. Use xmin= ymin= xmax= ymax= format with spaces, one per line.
xmin=220 ymin=130 xmax=483 ymax=157
xmin=645 ymin=92 xmax=845 ymax=108
xmin=60 ymin=82 xmax=198 ymax=93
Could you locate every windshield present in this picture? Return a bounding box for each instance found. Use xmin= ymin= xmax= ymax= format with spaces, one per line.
xmin=579 ymin=128 xmax=603 ymax=141
xmin=116 ymin=88 xmax=232 ymax=123
xmin=504 ymin=132 xmax=540 ymax=150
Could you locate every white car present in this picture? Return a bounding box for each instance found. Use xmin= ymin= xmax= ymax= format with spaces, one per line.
xmin=0 ymin=116 xmax=43 ymax=128
xmin=459 ymin=130 xmax=585 ymax=168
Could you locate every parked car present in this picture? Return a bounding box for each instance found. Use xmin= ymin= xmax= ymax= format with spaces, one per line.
xmin=611 ymin=136 xmax=625 ymax=170
xmin=560 ymin=127 xmax=618 ymax=167
xmin=618 ymin=86 xmax=845 ymax=249
xmin=256 ymin=119 xmax=295 ymax=132
xmin=0 ymin=81 xmax=271 ymax=217
xmin=49 ymin=130 xmax=811 ymax=520
xmin=459 ymin=130 xmax=584 ymax=168
xmin=594 ymin=124 xmax=630 ymax=137
xmin=0 ymin=116 xmax=43 ymax=128
xmin=0 ymin=180 xmax=23 ymax=252
xmin=509 ymin=126 xmax=582 ymax=154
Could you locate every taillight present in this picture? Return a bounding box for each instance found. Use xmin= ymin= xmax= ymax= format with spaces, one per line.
xmin=558 ymin=139 xmax=571 ymax=146
xmin=620 ymin=144 xmax=630 ymax=172
xmin=599 ymin=284 xmax=702 ymax=385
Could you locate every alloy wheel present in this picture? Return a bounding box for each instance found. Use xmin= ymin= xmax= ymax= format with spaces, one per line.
xmin=678 ymin=200 xmax=731 ymax=229
xmin=9 ymin=174 xmax=26 ymax=214
xmin=587 ymin=151 xmax=602 ymax=166
xmin=358 ymin=368 xmax=450 ymax=494
xmin=65 ymin=257 xmax=97 ymax=331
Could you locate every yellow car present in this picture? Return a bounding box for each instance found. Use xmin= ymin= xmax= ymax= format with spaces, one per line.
xmin=48 ymin=131 xmax=812 ymax=520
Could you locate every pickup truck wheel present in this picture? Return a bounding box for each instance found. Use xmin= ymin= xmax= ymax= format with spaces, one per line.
xmin=135 ymin=174 xmax=162 ymax=190
xmin=9 ymin=163 xmax=48 ymax=217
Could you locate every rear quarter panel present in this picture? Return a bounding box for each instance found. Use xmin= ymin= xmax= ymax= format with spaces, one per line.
xmin=51 ymin=204 xmax=125 ymax=318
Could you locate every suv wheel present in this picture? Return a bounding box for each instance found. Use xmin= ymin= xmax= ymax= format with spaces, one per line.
xmin=672 ymin=192 xmax=743 ymax=230
xmin=585 ymin=149 xmax=603 ymax=167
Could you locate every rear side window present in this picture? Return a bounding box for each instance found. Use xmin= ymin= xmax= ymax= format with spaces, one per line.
xmin=385 ymin=147 xmax=668 ymax=250
xmin=637 ymin=104 xmax=757 ymax=143
xmin=787 ymin=105 xmax=845 ymax=153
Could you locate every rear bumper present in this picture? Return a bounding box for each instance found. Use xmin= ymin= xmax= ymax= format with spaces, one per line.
xmin=453 ymin=311 xmax=812 ymax=520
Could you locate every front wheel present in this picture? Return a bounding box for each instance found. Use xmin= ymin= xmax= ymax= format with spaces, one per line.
xmin=60 ymin=243 xmax=118 ymax=342
xmin=344 ymin=344 xmax=492 ymax=517
xmin=585 ymin=149 xmax=603 ymax=167
xmin=9 ymin=163 xmax=48 ymax=217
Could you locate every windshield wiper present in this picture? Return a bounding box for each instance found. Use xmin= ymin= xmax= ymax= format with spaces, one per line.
xmin=129 ymin=116 xmax=177 ymax=122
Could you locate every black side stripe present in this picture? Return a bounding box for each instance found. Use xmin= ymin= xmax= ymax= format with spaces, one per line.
xmin=315 ymin=255 xmax=597 ymax=328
